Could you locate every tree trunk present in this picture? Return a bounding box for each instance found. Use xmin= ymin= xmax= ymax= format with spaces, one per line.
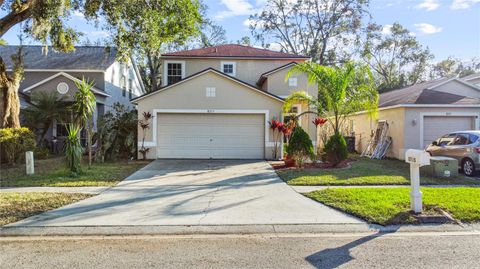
xmin=0 ymin=76 xmax=21 ymax=128
xmin=0 ymin=51 xmax=23 ymax=128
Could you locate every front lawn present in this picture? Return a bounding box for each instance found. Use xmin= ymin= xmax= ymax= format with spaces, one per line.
xmin=1 ymin=157 xmax=147 ymax=187
xmin=306 ymin=187 xmax=480 ymax=225
xmin=278 ymin=157 xmax=480 ymax=186
xmin=0 ymin=192 xmax=93 ymax=226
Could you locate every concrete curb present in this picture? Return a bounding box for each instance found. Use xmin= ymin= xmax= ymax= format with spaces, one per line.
xmin=1 ymin=223 xmax=479 ymax=237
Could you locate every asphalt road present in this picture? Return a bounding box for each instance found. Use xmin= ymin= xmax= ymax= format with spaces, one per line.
xmin=2 ymin=233 xmax=479 ymax=269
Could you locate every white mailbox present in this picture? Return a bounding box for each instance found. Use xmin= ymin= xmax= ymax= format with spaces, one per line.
xmin=405 ymin=149 xmax=431 ymax=214
xmin=405 ymin=149 xmax=431 ymax=167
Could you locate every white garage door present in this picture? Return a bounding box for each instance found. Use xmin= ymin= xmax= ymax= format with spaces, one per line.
xmin=156 ymin=113 xmax=264 ymax=159
xmin=423 ymin=116 xmax=475 ymax=147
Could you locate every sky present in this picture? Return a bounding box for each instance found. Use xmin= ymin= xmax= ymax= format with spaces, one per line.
xmin=2 ymin=0 xmax=479 ymax=61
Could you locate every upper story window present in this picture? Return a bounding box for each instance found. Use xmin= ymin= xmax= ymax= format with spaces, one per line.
xmin=121 ymin=76 xmax=126 ymax=97
xmin=221 ymin=61 xmax=236 ymax=76
xmin=288 ymin=77 xmax=298 ymax=87
xmin=164 ymin=61 xmax=185 ymax=85
xmin=128 ymin=79 xmax=133 ymax=99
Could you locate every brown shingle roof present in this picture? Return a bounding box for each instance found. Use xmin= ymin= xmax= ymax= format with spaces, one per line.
xmin=162 ymin=44 xmax=310 ymax=59
xmin=379 ymin=77 xmax=480 ymax=107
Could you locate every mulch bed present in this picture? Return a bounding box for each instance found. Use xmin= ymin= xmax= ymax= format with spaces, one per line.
xmin=270 ymin=157 xmax=357 ymax=170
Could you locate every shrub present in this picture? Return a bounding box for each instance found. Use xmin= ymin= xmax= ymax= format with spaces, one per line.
xmin=64 ymin=124 xmax=83 ymax=174
xmin=324 ymin=132 xmax=348 ymax=165
xmin=96 ymin=103 xmax=137 ymax=162
xmin=286 ymin=126 xmax=314 ymax=167
xmin=0 ymin=128 xmax=36 ymax=164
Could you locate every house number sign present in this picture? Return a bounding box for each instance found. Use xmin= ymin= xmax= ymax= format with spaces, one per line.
xmin=207 ymin=109 xmax=215 ymax=113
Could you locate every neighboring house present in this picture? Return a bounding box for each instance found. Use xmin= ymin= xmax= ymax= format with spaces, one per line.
xmin=132 ymin=44 xmax=316 ymax=159
xmin=0 ymin=45 xmax=145 ymax=145
xmin=347 ymin=75 xmax=480 ymax=160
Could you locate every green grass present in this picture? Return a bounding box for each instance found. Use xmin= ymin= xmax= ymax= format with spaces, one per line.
xmin=278 ymin=157 xmax=480 ymax=186
xmin=306 ymin=187 xmax=480 ymax=225
xmin=0 ymin=157 xmax=147 ymax=187
xmin=0 ymin=192 xmax=93 ymax=226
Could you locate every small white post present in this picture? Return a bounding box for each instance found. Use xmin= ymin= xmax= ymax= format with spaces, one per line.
xmin=405 ymin=149 xmax=430 ymax=214
xmin=25 ymin=151 xmax=34 ymax=175
xmin=410 ymin=163 xmax=422 ymax=213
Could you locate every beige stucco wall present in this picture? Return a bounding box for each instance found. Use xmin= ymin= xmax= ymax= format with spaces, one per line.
xmin=347 ymin=107 xmax=406 ymax=159
xmin=433 ymin=80 xmax=480 ymax=99
xmin=135 ymin=71 xmax=284 ymax=159
xmin=265 ymin=66 xmax=317 ymax=98
xmin=162 ymin=58 xmax=305 ymax=86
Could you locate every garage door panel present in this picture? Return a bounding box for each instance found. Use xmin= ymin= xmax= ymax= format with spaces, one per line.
xmin=156 ymin=113 xmax=264 ymax=159
xmin=423 ymin=116 xmax=474 ymax=147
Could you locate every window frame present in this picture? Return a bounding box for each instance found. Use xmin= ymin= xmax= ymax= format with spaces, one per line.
xmin=220 ymin=61 xmax=236 ymax=77
xmin=288 ymin=77 xmax=298 ymax=87
xmin=283 ymin=104 xmax=302 ymax=126
xmin=128 ymin=79 xmax=133 ymax=99
xmin=206 ymin=87 xmax=216 ymax=97
xmin=163 ymin=60 xmax=185 ymax=86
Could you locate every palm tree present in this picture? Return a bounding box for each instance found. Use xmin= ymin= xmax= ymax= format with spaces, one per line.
xmin=285 ymin=62 xmax=378 ymax=135
xmin=23 ymin=92 xmax=68 ymax=146
xmin=72 ymin=78 xmax=96 ymax=167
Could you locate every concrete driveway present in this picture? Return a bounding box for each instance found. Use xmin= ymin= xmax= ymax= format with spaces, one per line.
xmin=9 ymin=160 xmax=362 ymax=226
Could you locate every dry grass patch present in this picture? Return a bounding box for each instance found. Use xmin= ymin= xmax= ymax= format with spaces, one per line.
xmin=0 ymin=192 xmax=93 ymax=226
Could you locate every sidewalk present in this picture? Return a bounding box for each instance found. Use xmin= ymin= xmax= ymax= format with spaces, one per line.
xmin=0 ymin=186 xmax=109 ymax=194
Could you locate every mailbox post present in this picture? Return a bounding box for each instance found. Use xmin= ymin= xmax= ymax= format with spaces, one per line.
xmin=405 ymin=149 xmax=430 ymax=213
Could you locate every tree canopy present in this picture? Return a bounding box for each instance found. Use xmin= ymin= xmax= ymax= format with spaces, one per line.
xmin=249 ymin=0 xmax=369 ymax=64
xmin=0 ymin=0 xmax=203 ymax=127
xmin=360 ymin=22 xmax=433 ymax=92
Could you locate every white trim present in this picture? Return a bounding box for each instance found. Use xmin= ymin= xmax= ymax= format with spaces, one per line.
xmin=464 ymin=75 xmax=480 ymax=81
xmin=132 ymin=69 xmax=285 ymax=103
xmin=427 ymin=77 xmax=480 ymax=92
xmin=419 ymin=112 xmax=480 ymax=148
xmin=22 ymin=72 xmax=110 ymax=97
xmin=163 ymin=60 xmax=186 ymax=86
xmin=142 ymin=109 xmax=271 ymax=158
xmin=220 ymin=61 xmax=236 ymax=77
xmin=261 ymin=62 xmax=297 ymax=77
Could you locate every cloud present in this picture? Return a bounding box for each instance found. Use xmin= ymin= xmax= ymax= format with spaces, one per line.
xmin=381 ymin=24 xmax=393 ymax=34
xmin=89 ymin=31 xmax=110 ymax=38
xmin=414 ymin=23 xmax=443 ymax=34
xmin=214 ymin=0 xmax=260 ymax=20
xmin=415 ymin=0 xmax=440 ymax=11
xmin=72 ymin=10 xmax=85 ymax=19
xmin=450 ymin=0 xmax=480 ymax=9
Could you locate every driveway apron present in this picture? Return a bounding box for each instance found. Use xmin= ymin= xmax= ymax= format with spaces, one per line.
xmin=9 ymin=160 xmax=362 ymax=226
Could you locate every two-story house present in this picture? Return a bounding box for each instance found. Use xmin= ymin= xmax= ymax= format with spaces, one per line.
xmin=0 ymin=45 xmax=145 ymax=146
xmin=132 ymin=44 xmax=317 ymax=160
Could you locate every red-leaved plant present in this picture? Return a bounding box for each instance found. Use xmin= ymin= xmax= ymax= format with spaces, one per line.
xmin=138 ymin=111 xmax=153 ymax=160
xmin=312 ymin=117 xmax=327 ymax=156
xmin=269 ymin=118 xmax=283 ymax=159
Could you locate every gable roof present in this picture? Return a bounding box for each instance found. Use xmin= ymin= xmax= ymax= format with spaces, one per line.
xmin=131 ymin=68 xmax=285 ymax=103
xmin=22 ymin=72 xmax=110 ymax=97
xmin=257 ymin=62 xmax=298 ymax=86
xmin=0 ymin=45 xmax=117 ymax=71
xmin=379 ymin=77 xmax=480 ymax=107
xmin=161 ymin=44 xmax=310 ymax=59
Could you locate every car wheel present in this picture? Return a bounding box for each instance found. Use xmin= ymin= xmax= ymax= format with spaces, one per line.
xmin=462 ymin=159 xmax=476 ymax=177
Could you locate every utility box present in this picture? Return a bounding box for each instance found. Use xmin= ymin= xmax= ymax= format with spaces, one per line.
xmin=420 ymin=156 xmax=458 ymax=178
